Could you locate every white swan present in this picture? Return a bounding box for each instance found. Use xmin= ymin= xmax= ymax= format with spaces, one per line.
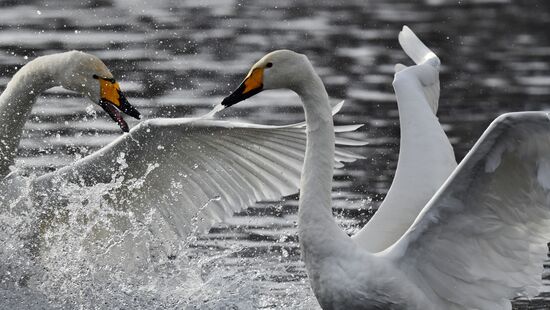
xmin=0 ymin=51 xmax=365 ymax=251
xmin=0 ymin=51 xmax=141 ymax=177
xmin=221 ymin=27 xmax=550 ymax=309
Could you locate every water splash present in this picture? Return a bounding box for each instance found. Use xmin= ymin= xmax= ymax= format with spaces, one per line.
xmin=0 ymin=165 xmax=319 ymax=309
xmin=0 ymin=168 xmax=199 ymax=308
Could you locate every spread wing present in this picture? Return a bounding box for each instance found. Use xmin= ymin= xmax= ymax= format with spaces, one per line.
xmin=397 ymin=25 xmax=441 ymax=114
xmin=33 ymin=101 xmax=366 ymax=237
xmin=386 ymin=112 xmax=550 ymax=309
xmin=353 ymin=26 xmax=456 ymax=252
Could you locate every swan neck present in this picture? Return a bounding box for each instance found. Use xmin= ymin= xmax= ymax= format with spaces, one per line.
xmin=297 ymin=70 xmax=347 ymax=263
xmin=0 ymin=58 xmax=57 ymax=176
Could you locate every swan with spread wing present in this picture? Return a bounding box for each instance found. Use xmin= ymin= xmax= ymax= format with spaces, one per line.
xmin=0 ymin=51 xmax=365 ymax=244
xmin=222 ymin=26 xmax=550 ymax=309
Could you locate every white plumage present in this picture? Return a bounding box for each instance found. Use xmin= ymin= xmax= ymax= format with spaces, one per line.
xmin=0 ymin=51 xmax=365 ymax=250
xmin=0 ymin=51 xmax=141 ymax=177
xmin=30 ymin=101 xmax=364 ymax=237
xmin=222 ymin=26 xmax=550 ymax=309
xmin=388 ymin=111 xmax=550 ymax=309
xmin=353 ymin=27 xmax=457 ymax=252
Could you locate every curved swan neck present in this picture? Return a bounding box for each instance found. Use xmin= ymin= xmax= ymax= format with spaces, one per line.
xmin=0 ymin=56 xmax=59 ymax=176
xmin=296 ymin=65 xmax=349 ymax=264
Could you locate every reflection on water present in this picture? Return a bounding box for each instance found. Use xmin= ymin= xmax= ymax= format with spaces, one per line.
xmin=1 ymin=0 xmax=550 ymax=308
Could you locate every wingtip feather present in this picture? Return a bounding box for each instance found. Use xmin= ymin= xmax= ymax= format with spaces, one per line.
xmin=332 ymin=100 xmax=345 ymax=115
xmin=398 ymin=25 xmax=440 ymax=67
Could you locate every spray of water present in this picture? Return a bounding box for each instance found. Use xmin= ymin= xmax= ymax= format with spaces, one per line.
xmin=0 ymin=154 xmax=318 ymax=309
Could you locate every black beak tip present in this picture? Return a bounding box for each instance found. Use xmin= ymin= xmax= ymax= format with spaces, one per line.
xmin=117 ymin=89 xmax=141 ymax=120
xmin=221 ymin=82 xmax=262 ymax=108
xmin=221 ymin=96 xmax=235 ymax=108
xmin=128 ymin=110 xmax=141 ymax=120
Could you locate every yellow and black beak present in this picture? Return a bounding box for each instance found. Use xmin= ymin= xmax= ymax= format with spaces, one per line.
xmin=93 ymin=74 xmax=141 ymax=132
xmin=221 ymin=67 xmax=264 ymax=107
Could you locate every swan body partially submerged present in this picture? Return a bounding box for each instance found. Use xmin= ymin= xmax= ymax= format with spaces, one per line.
xmin=222 ymin=26 xmax=550 ymax=309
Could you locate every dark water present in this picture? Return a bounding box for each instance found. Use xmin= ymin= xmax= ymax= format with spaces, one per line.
xmin=1 ymin=0 xmax=550 ymax=308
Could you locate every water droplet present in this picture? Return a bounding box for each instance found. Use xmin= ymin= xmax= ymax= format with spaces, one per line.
xmin=281 ymin=248 xmax=289 ymax=258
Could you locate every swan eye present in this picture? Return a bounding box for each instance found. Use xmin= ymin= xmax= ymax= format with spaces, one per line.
xmin=265 ymin=62 xmax=273 ymax=68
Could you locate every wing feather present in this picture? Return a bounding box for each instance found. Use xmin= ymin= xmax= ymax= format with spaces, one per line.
xmin=353 ymin=26 xmax=456 ymax=252
xmin=386 ymin=112 xmax=550 ymax=308
xmin=33 ymin=105 xmax=365 ymax=237
xmin=398 ymin=25 xmax=440 ymax=114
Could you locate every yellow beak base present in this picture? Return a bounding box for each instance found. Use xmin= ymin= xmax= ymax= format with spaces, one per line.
xmin=222 ymin=67 xmax=265 ymax=107
xmin=99 ymin=79 xmax=122 ymax=107
xmin=93 ymin=74 xmax=141 ymax=132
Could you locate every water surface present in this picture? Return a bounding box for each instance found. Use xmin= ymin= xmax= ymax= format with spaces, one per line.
xmin=1 ymin=0 xmax=550 ymax=308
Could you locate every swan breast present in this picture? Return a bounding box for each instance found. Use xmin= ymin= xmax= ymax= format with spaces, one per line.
xmin=309 ymin=253 xmax=430 ymax=310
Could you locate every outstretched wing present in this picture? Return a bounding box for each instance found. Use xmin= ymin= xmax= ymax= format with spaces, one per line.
xmin=397 ymin=25 xmax=440 ymax=114
xmin=353 ymin=26 xmax=456 ymax=252
xmin=386 ymin=112 xmax=550 ymax=309
xmin=33 ymin=102 xmax=366 ymax=237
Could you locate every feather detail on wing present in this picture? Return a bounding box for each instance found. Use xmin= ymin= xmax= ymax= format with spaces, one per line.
xmin=353 ymin=26 xmax=456 ymax=253
xmin=33 ymin=101 xmax=366 ymax=237
xmin=397 ymin=25 xmax=440 ymax=114
xmin=386 ymin=112 xmax=550 ymax=309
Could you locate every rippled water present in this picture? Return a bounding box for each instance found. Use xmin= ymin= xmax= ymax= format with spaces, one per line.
xmin=1 ymin=0 xmax=550 ymax=309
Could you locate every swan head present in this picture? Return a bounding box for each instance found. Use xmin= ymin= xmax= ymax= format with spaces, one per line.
xmin=221 ymin=50 xmax=311 ymax=107
xmin=55 ymin=51 xmax=141 ymax=132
